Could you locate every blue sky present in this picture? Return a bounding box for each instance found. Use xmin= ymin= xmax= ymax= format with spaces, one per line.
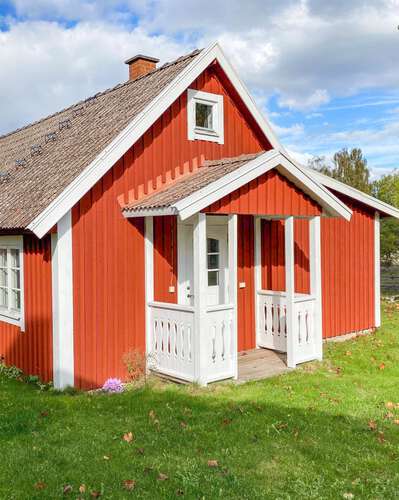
xmin=0 ymin=0 xmax=398 ymax=177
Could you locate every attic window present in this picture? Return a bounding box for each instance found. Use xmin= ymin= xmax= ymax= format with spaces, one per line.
xmin=187 ymin=89 xmax=224 ymax=144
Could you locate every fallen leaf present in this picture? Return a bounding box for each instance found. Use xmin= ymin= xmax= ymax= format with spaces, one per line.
xmin=149 ymin=410 xmax=156 ymax=420
xmin=63 ymin=484 xmax=73 ymax=495
xmin=345 ymin=351 xmax=352 ymax=356
xmin=386 ymin=401 xmax=394 ymax=409
xmin=368 ymin=420 xmax=377 ymax=431
xmin=79 ymin=485 xmax=86 ymax=493
xmin=207 ymin=460 xmax=219 ymax=468
xmin=180 ymin=421 xmax=187 ymax=428
xmin=34 ymin=481 xmax=47 ymax=490
xmin=90 ymin=491 xmax=101 ymax=498
xmin=379 ymin=363 xmax=385 ymax=370
xmin=40 ymin=410 xmax=49 ymax=418
xmin=123 ymin=432 xmax=134 ymax=443
xmin=276 ymin=422 xmax=288 ymax=430
xmin=222 ymin=418 xmax=232 ymax=426
xmin=393 ymin=419 xmax=399 ymax=425
xmin=123 ymin=480 xmax=136 ymax=491
xmin=103 ymin=455 xmax=110 ymax=460
xmin=385 ymin=412 xmax=394 ymax=419
xmin=157 ymin=473 xmax=169 ymax=481
xmin=343 ymin=493 xmax=354 ymax=499
xmin=377 ymin=431 xmax=385 ymax=443
xmin=136 ymin=447 xmax=145 ymax=455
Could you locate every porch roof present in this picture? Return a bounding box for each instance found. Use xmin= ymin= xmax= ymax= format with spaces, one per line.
xmin=122 ymin=149 xmax=353 ymax=221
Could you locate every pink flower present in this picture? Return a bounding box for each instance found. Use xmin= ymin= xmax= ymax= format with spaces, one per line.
xmin=102 ymin=378 xmax=124 ymax=393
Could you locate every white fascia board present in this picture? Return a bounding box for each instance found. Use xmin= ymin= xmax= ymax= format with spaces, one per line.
xmin=307 ymin=167 xmax=399 ymax=219
xmin=27 ymin=41 xmax=284 ymax=239
xmin=175 ymin=150 xmax=352 ymax=221
xmin=123 ymin=206 xmax=177 ymax=218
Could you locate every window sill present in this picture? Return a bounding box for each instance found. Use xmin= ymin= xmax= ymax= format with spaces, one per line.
xmin=0 ymin=310 xmax=23 ymax=329
xmin=191 ymin=128 xmax=222 ymax=143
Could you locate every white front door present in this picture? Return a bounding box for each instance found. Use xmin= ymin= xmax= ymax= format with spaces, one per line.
xmin=178 ymin=224 xmax=194 ymax=306
xmin=206 ymin=224 xmax=228 ymax=306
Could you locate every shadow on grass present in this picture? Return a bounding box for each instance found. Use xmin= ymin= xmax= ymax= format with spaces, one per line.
xmin=1 ymin=376 xmax=398 ymax=499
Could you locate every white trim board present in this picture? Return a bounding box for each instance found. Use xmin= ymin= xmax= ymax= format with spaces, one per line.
xmin=124 ymin=150 xmax=352 ymax=221
xmin=305 ymin=167 xmax=399 ymax=219
xmin=27 ymin=42 xmax=282 ymax=239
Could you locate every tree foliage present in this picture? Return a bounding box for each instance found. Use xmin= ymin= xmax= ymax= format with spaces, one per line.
xmin=309 ymin=148 xmax=399 ymax=265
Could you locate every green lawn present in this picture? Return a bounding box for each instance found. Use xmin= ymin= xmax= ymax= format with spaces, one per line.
xmin=1 ymin=307 xmax=399 ymax=499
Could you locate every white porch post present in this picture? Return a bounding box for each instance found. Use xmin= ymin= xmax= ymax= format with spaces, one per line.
xmin=309 ymin=216 xmax=323 ymax=360
xmin=285 ymin=216 xmax=296 ymax=368
xmin=374 ymin=212 xmax=381 ymax=328
xmin=144 ymin=217 xmax=154 ymax=360
xmin=193 ymin=212 xmax=208 ymax=385
xmin=254 ymin=216 xmax=262 ymax=347
xmin=52 ymin=210 xmax=74 ymax=389
xmin=228 ymin=214 xmax=238 ymax=379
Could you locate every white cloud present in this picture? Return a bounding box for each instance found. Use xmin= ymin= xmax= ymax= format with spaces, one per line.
xmin=278 ymin=89 xmax=330 ymax=111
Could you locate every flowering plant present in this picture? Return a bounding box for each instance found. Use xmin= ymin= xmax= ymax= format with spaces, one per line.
xmin=102 ymin=377 xmax=124 ymax=393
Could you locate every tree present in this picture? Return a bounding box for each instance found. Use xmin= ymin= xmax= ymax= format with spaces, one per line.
xmin=372 ymin=172 xmax=399 ymax=266
xmin=309 ymin=148 xmax=372 ymax=194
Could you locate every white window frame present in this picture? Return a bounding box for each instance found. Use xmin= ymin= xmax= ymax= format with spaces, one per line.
xmin=0 ymin=235 xmax=25 ymax=331
xmin=187 ymin=89 xmax=224 ymax=144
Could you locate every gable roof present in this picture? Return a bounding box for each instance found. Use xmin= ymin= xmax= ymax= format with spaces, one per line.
xmin=0 ymin=49 xmax=201 ymax=231
xmin=123 ymin=150 xmax=352 ymax=221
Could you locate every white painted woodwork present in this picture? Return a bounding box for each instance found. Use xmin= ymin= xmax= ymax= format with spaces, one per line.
xmin=145 ymin=217 xmax=154 ymax=360
xmin=149 ymin=301 xmax=195 ymax=381
xmin=193 ymin=212 xmax=208 ymax=385
xmin=374 ymin=212 xmax=381 ymax=328
xmin=228 ymin=214 xmax=238 ymax=379
xmin=285 ymin=216 xmax=296 ymax=368
xmin=177 ymin=222 xmax=194 ymax=306
xmin=206 ymin=223 xmax=228 ymax=306
xmin=309 ymin=216 xmax=323 ymax=360
xmin=254 ymin=216 xmax=262 ymax=347
xmin=52 ymin=210 xmax=74 ymax=389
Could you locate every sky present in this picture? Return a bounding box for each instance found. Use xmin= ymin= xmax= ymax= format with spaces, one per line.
xmin=0 ymin=0 xmax=398 ymax=178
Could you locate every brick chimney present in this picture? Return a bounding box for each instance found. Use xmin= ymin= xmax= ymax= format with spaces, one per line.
xmin=124 ymin=54 xmax=160 ymax=81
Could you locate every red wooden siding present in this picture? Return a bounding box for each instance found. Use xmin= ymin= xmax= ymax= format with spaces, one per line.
xmin=71 ymin=62 xmax=266 ymax=388
xmin=0 ymin=235 xmax=53 ymax=382
xmin=261 ymin=219 xmax=310 ymax=294
xmin=204 ymin=170 xmax=322 ymax=216
xmin=237 ymin=215 xmax=256 ymax=351
xmin=321 ymin=198 xmax=375 ymax=338
xmin=153 ymin=216 xmax=177 ymax=303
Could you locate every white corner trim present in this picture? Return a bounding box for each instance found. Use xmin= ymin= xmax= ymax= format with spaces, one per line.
xmin=187 ymin=88 xmax=224 ymax=144
xmin=374 ymin=212 xmax=381 ymax=328
xmin=254 ymin=216 xmax=261 ymax=347
xmin=306 ymin=167 xmax=399 ymax=219
xmin=309 ymin=216 xmax=322 ymax=360
xmin=0 ymin=235 xmax=25 ymax=331
xmin=52 ymin=210 xmax=74 ymax=389
xmin=144 ymin=217 xmax=154 ymax=359
xmin=284 ymin=216 xmax=296 ymax=369
xmin=228 ymin=214 xmax=238 ymax=379
xmin=27 ymin=41 xmax=284 ymax=239
xmin=175 ymin=150 xmax=352 ymax=221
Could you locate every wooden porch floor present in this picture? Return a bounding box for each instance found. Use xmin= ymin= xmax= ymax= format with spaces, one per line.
xmin=237 ymin=348 xmax=290 ymax=382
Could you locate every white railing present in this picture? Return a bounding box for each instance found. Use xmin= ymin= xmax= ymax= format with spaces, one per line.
xmin=205 ymin=304 xmax=235 ymax=383
xmin=257 ymin=291 xmax=317 ymax=363
xmin=149 ymin=302 xmax=195 ymax=382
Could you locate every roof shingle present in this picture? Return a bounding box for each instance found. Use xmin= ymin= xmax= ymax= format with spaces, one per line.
xmin=122 ymin=152 xmax=264 ymax=213
xmin=0 ymin=50 xmax=201 ymax=230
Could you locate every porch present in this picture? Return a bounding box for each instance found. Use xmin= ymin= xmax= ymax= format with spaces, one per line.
xmin=144 ymin=212 xmax=322 ymax=385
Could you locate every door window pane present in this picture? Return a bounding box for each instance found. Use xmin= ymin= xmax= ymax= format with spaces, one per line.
xmin=0 ymin=268 xmax=7 ymax=287
xmin=207 ymin=254 xmax=219 ymax=270
xmin=0 ymin=287 xmax=8 ymax=307
xmin=10 ymin=268 xmax=20 ymax=289
xmin=10 ymin=249 xmax=20 ymax=268
xmin=208 ymin=270 xmax=219 ymax=286
xmin=207 ymin=238 xmax=219 ymax=253
xmin=0 ymin=249 xmax=7 ymax=267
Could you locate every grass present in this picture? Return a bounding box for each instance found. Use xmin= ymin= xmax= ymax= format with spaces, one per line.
xmin=1 ymin=307 xmax=399 ymax=499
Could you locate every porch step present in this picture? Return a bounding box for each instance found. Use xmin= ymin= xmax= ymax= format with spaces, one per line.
xmin=237 ymin=348 xmax=290 ymax=382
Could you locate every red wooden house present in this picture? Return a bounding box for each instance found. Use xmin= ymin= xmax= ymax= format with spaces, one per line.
xmin=1 ymin=43 xmax=398 ymax=389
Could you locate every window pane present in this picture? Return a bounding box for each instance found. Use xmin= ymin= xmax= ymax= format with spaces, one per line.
xmin=208 ymin=270 xmax=219 ymax=286
xmin=10 ymin=269 xmax=20 ymax=289
xmin=0 ymin=268 xmax=7 ymax=287
xmin=207 ymin=254 xmax=219 ymax=270
xmin=0 ymin=249 xmax=7 ymax=267
xmin=10 ymin=249 xmax=20 ymax=268
xmin=0 ymin=287 xmax=8 ymax=308
xmin=207 ymin=238 xmax=219 ymax=253
xmin=11 ymin=289 xmax=21 ymax=310
xmin=196 ymin=103 xmax=213 ymax=129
